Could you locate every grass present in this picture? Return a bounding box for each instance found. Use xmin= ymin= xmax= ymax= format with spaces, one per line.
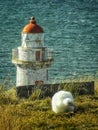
xmin=0 ymin=81 xmax=98 ymax=130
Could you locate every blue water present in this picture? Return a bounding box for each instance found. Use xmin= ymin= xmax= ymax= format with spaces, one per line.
xmin=0 ymin=0 xmax=98 ymax=86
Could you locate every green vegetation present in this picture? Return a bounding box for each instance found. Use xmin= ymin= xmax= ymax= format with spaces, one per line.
xmin=0 ymin=82 xmax=98 ymax=130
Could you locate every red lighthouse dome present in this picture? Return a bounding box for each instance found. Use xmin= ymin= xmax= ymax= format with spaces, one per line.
xmin=22 ymin=17 xmax=44 ymax=33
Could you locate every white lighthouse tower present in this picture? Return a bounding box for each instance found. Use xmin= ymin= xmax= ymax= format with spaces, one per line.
xmin=12 ymin=17 xmax=53 ymax=97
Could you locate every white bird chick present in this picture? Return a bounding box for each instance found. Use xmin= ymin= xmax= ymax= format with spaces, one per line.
xmin=51 ymin=90 xmax=74 ymax=113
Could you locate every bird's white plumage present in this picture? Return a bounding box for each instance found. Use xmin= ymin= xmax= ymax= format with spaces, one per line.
xmin=51 ymin=90 xmax=74 ymax=113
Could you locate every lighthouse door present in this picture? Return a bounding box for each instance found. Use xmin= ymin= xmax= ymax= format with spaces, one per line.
xmin=36 ymin=51 xmax=40 ymax=61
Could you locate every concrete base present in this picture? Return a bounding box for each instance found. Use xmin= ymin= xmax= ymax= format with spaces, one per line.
xmin=16 ymin=81 xmax=94 ymax=98
xmin=16 ymin=85 xmax=32 ymax=98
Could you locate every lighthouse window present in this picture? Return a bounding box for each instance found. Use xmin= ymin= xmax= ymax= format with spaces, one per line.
xmin=36 ymin=51 xmax=40 ymax=61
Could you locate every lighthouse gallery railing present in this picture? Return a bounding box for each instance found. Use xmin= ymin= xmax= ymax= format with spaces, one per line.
xmin=12 ymin=48 xmax=53 ymax=62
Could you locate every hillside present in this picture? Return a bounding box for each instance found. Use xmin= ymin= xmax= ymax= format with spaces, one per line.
xmin=0 ymin=82 xmax=98 ymax=130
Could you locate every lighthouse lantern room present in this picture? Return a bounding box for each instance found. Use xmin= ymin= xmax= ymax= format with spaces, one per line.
xmin=12 ymin=17 xmax=53 ymax=97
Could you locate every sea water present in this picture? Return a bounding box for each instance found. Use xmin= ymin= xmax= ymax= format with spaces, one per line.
xmin=0 ymin=0 xmax=98 ymax=86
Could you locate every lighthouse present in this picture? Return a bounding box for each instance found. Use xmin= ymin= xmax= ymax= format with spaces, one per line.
xmin=12 ymin=17 xmax=53 ymax=98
